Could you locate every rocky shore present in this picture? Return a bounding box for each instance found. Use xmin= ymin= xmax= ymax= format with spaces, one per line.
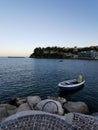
xmin=0 ymin=95 xmax=98 ymax=129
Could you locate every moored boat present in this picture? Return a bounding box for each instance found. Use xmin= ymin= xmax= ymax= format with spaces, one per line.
xmin=58 ymin=79 xmax=85 ymax=91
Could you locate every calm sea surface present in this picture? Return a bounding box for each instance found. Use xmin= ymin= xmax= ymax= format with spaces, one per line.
xmin=0 ymin=58 xmax=98 ymax=112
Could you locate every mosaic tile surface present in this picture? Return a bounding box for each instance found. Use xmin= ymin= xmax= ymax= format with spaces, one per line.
xmin=0 ymin=111 xmax=75 ymax=130
xmin=72 ymin=113 xmax=98 ymax=130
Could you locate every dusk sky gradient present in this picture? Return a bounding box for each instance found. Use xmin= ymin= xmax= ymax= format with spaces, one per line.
xmin=0 ymin=0 xmax=98 ymax=56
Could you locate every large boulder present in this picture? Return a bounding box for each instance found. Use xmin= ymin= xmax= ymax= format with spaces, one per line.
xmin=0 ymin=103 xmax=16 ymax=109
xmin=0 ymin=104 xmax=17 ymax=115
xmin=27 ymin=96 xmax=41 ymax=109
xmin=9 ymin=96 xmax=18 ymax=106
xmin=0 ymin=106 xmax=8 ymax=121
xmin=17 ymin=103 xmax=31 ymax=112
xmin=47 ymin=96 xmax=67 ymax=105
xmin=63 ymin=101 xmax=89 ymax=114
xmin=16 ymin=97 xmax=26 ymax=106
xmin=0 ymin=104 xmax=17 ymax=121
xmin=9 ymin=96 xmax=27 ymax=107
xmin=35 ymin=99 xmax=64 ymax=115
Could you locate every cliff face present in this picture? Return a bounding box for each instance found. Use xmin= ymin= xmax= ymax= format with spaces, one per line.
xmin=30 ymin=46 xmax=98 ymax=59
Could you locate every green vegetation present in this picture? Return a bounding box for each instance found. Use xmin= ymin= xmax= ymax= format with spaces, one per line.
xmin=30 ymin=46 xmax=98 ymax=59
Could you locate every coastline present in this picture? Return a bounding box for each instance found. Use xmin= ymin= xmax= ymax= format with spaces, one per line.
xmin=29 ymin=57 xmax=98 ymax=60
xmin=8 ymin=56 xmax=25 ymax=58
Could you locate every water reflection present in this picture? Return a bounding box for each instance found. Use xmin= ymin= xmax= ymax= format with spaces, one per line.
xmin=58 ymin=87 xmax=84 ymax=99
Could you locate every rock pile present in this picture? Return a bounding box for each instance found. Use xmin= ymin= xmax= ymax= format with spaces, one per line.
xmin=1 ymin=95 xmax=98 ymax=130
xmin=0 ymin=95 xmax=90 ymax=122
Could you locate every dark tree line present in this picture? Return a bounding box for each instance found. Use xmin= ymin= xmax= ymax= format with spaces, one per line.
xmin=30 ymin=46 xmax=98 ymax=59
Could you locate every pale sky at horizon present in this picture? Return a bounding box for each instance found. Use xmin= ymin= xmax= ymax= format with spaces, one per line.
xmin=0 ymin=0 xmax=98 ymax=56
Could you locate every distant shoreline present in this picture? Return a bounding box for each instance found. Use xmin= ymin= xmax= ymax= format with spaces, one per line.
xmin=30 ymin=57 xmax=98 ymax=60
xmin=8 ymin=56 xmax=25 ymax=58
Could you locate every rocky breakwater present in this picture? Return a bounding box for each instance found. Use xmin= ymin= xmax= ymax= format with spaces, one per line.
xmin=0 ymin=95 xmax=98 ymax=130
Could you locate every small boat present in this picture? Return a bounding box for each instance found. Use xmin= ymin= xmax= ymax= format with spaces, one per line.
xmin=59 ymin=60 xmax=63 ymax=62
xmin=58 ymin=79 xmax=85 ymax=91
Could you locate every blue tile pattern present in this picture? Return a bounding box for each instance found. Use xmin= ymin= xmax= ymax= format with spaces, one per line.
xmin=72 ymin=113 xmax=98 ymax=130
xmin=0 ymin=111 xmax=75 ymax=130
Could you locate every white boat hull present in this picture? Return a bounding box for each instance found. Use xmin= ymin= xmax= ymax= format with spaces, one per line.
xmin=58 ymin=79 xmax=85 ymax=91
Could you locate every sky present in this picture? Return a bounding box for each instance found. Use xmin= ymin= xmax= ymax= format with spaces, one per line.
xmin=0 ymin=0 xmax=98 ymax=56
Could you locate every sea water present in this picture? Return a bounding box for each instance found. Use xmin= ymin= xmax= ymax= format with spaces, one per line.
xmin=0 ymin=57 xmax=98 ymax=112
